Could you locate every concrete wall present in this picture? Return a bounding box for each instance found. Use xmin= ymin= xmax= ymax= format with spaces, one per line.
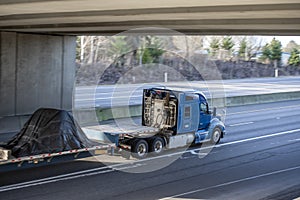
xmin=0 ymin=32 xmax=76 ymax=133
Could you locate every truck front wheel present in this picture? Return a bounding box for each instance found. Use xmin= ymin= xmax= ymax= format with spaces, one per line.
xmin=149 ymin=137 xmax=164 ymax=155
xmin=211 ymin=127 xmax=221 ymax=144
xmin=131 ymin=139 xmax=148 ymax=159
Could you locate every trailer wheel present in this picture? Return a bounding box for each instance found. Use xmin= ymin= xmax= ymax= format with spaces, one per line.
xmin=149 ymin=137 xmax=164 ymax=155
xmin=211 ymin=127 xmax=221 ymax=144
xmin=131 ymin=139 xmax=148 ymax=159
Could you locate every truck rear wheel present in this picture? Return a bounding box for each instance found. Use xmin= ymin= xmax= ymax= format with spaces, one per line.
xmin=131 ymin=139 xmax=148 ymax=159
xmin=149 ymin=137 xmax=164 ymax=155
xmin=211 ymin=127 xmax=221 ymax=144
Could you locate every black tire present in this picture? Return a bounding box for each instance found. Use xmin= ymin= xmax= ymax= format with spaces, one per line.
xmin=149 ymin=137 xmax=164 ymax=155
xmin=210 ymin=127 xmax=221 ymax=144
xmin=131 ymin=139 xmax=148 ymax=159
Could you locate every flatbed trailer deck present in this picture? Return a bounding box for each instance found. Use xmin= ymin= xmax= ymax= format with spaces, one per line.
xmin=0 ymin=142 xmax=115 ymax=172
xmin=82 ymin=119 xmax=159 ymax=146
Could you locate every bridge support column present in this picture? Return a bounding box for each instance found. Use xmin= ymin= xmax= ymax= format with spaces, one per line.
xmin=0 ymin=32 xmax=76 ymax=134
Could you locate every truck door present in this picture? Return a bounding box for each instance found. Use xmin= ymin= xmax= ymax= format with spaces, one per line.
xmin=177 ymin=93 xmax=200 ymax=134
xmin=198 ymin=95 xmax=211 ymax=130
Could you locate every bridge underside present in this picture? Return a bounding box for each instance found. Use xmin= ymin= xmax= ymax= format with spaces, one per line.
xmin=0 ymin=0 xmax=300 ymax=35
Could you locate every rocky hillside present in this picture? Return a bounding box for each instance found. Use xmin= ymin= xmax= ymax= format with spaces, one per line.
xmin=75 ymin=59 xmax=300 ymax=86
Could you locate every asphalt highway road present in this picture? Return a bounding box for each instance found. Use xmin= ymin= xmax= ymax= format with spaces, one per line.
xmin=74 ymin=76 xmax=300 ymax=108
xmin=1 ymin=99 xmax=300 ymax=200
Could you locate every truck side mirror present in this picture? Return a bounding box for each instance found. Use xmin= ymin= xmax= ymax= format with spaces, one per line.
xmin=213 ymin=107 xmax=217 ymax=117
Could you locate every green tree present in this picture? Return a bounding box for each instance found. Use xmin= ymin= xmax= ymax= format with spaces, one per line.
xmin=270 ymin=38 xmax=282 ymax=62
xmin=108 ymin=36 xmax=131 ymax=66
xmin=108 ymin=36 xmax=130 ymax=59
xmin=235 ymin=36 xmax=263 ymax=61
xmin=138 ymin=36 xmax=165 ymax=64
xmin=260 ymin=38 xmax=282 ymax=65
xmin=125 ymin=36 xmax=141 ymax=65
xmin=146 ymin=36 xmax=165 ymax=63
xmin=140 ymin=48 xmax=153 ymax=64
xmin=221 ymin=36 xmax=234 ymax=51
xmin=209 ymin=37 xmax=220 ymax=56
xmin=238 ymin=37 xmax=247 ymax=59
xmin=288 ymin=48 xmax=300 ymax=66
xmin=260 ymin=43 xmax=272 ymax=62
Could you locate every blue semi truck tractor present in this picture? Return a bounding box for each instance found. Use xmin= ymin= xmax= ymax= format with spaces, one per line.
xmin=103 ymin=88 xmax=226 ymax=159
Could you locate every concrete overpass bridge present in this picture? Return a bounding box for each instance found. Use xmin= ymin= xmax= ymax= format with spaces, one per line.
xmin=1 ymin=0 xmax=300 ymax=35
xmin=0 ymin=0 xmax=300 ymax=133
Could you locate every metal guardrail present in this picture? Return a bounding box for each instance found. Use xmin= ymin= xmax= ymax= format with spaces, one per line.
xmin=74 ymin=91 xmax=300 ymax=124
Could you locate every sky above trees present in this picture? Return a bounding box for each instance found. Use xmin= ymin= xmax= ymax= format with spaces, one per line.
xmin=262 ymin=36 xmax=300 ymax=47
xmin=203 ymin=36 xmax=300 ymax=49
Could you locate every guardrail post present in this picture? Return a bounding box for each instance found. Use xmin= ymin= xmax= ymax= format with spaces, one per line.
xmin=110 ymin=146 xmax=115 ymax=156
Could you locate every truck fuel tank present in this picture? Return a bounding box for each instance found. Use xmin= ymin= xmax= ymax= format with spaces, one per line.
xmin=167 ymin=133 xmax=195 ymax=149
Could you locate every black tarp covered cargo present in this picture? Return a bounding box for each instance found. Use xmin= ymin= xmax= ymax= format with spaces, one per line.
xmin=4 ymin=108 xmax=96 ymax=158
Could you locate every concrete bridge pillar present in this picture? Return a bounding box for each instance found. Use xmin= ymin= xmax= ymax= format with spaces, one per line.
xmin=0 ymin=32 xmax=76 ymax=133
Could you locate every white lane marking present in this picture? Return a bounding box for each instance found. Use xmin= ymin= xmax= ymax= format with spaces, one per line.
xmin=229 ymin=122 xmax=254 ymax=127
xmin=0 ymin=159 xmax=147 ymax=190
xmin=227 ymin=104 xmax=300 ymax=116
xmin=288 ymin=138 xmax=300 ymax=142
xmin=160 ymin=165 xmax=300 ymax=200
xmin=0 ymin=163 xmax=145 ymax=193
xmin=190 ymin=150 xmax=208 ymax=156
xmin=1 ymin=128 xmax=300 ymax=192
xmin=0 ymin=169 xmax=115 ymax=193
xmin=216 ymin=129 xmax=300 ymax=148
xmin=0 ymin=165 xmax=117 ymax=190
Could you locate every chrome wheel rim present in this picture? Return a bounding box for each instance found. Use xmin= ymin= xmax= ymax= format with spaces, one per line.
xmin=213 ymin=130 xmax=220 ymax=143
xmin=137 ymin=143 xmax=147 ymax=156
xmin=154 ymin=140 xmax=163 ymax=153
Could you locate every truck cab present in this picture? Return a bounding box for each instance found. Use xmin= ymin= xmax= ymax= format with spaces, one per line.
xmin=105 ymin=88 xmax=226 ymax=159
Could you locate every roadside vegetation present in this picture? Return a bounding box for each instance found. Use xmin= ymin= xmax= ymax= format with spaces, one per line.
xmin=75 ymin=35 xmax=300 ymax=85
